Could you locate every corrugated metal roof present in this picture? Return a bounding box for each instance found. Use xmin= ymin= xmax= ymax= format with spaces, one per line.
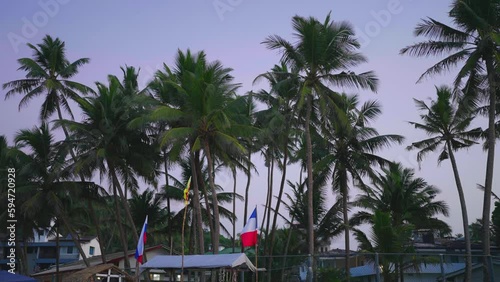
xmin=350 ymin=262 xmax=466 ymax=277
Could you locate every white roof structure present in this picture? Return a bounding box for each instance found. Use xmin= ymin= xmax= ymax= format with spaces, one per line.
xmin=140 ymin=253 xmax=257 ymax=273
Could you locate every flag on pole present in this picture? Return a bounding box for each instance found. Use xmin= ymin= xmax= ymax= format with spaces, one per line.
xmin=183 ymin=176 xmax=192 ymax=206
xmin=135 ymin=215 xmax=148 ymax=264
xmin=240 ymin=207 xmax=258 ymax=248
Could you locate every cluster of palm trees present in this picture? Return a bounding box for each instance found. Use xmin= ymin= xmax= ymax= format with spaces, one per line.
xmin=1 ymin=1 xmax=499 ymax=282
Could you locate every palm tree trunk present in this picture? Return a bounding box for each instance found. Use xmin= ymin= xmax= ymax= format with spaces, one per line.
xmin=109 ymin=166 xmax=139 ymax=243
xmin=17 ymin=238 xmax=28 ymax=275
xmin=87 ymin=200 xmax=107 ymax=263
xmin=113 ymin=184 xmax=131 ymax=271
xmin=341 ymin=170 xmax=351 ymax=282
xmin=194 ymin=152 xmax=214 ymax=251
xmin=305 ymin=94 xmax=315 ymax=282
xmin=55 ymin=105 xmax=92 ymax=266
xmin=190 ymin=150 xmax=205 ymax=254
xmin=265 ymin=157 xmax=274 ymax=247
xmin=244 ymin=150 xmax=252 ymax=225
xmin=232 ymin=168 xmax=237 ymax=252
xmin=59 ymin=213 xmax=93 ymax=266
xmin=204 ymin=142 xmax=221 ymax=254
xmin=268 ymin=139 xmax=289 ymax=282
xmin=163 ymin=150 xmax=174 ymax=255
xmin=280 ymin=215 xmax=295 ymax=282
xmin=260 ymin=154 xmax=272 ymax=244
xmin=56 ymin=221 xmax=60 ymax=282
xmin=446 ymin=141 xmax=472 ymax=281
xmin=482 ymin=55 xmax=497 ymax=282
xmin=190 ymin=151 xmax=206 ymax=282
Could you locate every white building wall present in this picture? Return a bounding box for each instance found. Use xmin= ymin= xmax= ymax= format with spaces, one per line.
xmin=33 ymin=228 xmax=50 ymax=243
xmin=79 ymin=238 xmax=101 ymax=259
xmin=117 ymin=248 xmax=170 ymax=273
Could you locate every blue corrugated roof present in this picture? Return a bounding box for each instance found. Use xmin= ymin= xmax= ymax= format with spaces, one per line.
xmin=350 ymin=262 xmax=466 ymax=277
xmin=350 ymin=264 xmax=378 ymax=277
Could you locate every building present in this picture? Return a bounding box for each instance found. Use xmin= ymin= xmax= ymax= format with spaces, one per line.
xmin=350 ymin=262 xmax=500 ymax=282
xmin=31 ymin=245 xmax=173 ymax=282
xmin=0 ymin=228 xmax=100 ymax=275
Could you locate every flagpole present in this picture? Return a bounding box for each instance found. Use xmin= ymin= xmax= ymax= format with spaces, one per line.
xmin=181 ymin=177 xmax=191 ymax=282
xmin=255 ymin=205 xmax=258 ymax=282
xmin=181 ymin=205 xmax=188 ymax=282
xmin=255 ymin=243 xmax=258 ymax=282
xmin=135 ymin=261 xmax=140 ymax=282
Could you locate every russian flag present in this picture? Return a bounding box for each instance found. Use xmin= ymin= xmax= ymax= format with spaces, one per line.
xmin=135 ymin=215 xmax=148 ymax=264
xmin=240 ymin=208 xmax=258 ymax=248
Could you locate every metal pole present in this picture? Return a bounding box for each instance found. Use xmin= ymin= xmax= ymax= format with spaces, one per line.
xmin=488 ymin=255 xmax=495 ymax=282
xmin=307 ymin=254 xmax=313 ymax=282
xmin=440 ymin=254 xmax=445 ymax=282
xmin=375 ymin=253 xmax=380 ymax=282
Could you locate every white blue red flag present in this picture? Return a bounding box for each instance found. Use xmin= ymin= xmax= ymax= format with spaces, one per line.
xmin=135 ymin=215 xmax=148 ymax=264
xmin=240 ymin=208 xmax=258 ymax=247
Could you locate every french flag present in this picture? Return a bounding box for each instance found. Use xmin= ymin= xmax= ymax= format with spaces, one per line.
xmin=240 ymin=208 xmax=258 ymax=248
xmin=135 ymin=215 xmax=148 ymax=264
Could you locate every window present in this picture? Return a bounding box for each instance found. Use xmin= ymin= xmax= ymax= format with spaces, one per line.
xmin=89 ymin=246 xmax=95 ymax=255
xmin=67 ymin=246 xmax=73 ymax=254
xmin=150 ymin=274 xmax=161 ymax=281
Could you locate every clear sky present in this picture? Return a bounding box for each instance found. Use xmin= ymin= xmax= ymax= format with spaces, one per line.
xmin=1 ymin=0 xmax=498 ymax=249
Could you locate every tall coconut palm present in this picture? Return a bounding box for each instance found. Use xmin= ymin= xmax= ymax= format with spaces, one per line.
xmin=169 ymin=158 xmax=244 ymax=251
xmin=407 ymin=85 xmax=482 ymax=280
xmin=3 ymin=35 xmax=93 ymax=125
xmin=254 ymin=64 xmax=301 ymax=276
xmin=353 ymin=211 xmax=416 ymax=282
xmin=150 ymin=49 xmax=248 ymax=254
xmin=263 ymin=14 xmax=378 ymax=277
xmin=0 ymin=136 xmax=41 ymax=274
xmin=2 ymin=36 xmax=109 ymax=266
xmin=284 ymin=179 xmax=344 ymax=255
xmin=352 ymin=162 xmax=450 ymax=232
xmin=129 ymin=189 xmax=170 ymax=246
xmin=12 ymin=124 xmax=93 ymax=270
xmin=400 ymin=3 xmax=500 ymax=278
xmin=62 ymin=70 xmax=159 ymax=270
xmin=315 ymin=94 xmax=404 ymax=278
xmin=353 ymin=163 xmax=450 ymax=282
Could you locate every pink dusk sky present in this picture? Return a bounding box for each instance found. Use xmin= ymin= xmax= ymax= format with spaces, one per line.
xmin=1 ymin=0 xmax=498 ymax=249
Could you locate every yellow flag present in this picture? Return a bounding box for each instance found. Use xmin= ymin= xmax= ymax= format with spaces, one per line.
xmin=183 ymin=176 xmax=192 ymax=206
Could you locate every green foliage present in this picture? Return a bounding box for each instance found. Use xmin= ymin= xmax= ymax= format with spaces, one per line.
xmin=317 ymin=267 xmax=346 ymax=282
xmin=492 ymin=202 xmax=500 ymax=246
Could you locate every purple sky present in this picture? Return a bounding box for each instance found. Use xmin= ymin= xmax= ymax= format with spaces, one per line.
xmin=1 ymin=0 xmax=498 ymax=249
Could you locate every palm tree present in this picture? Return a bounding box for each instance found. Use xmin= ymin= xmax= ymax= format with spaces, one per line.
xmin=150 ymin=49 xmax=248 ymax=254
xmin=254 ymin=64 xmax=301 ymax=275
xmin=263 ymin=14 xmax=378 ymax=276
xmin=168 ymin=158 xmax=243 ymax=252
xmin=12 ymin=124 xmax=93 ymax=271
xmin=2 ymin=36 xmax=109 ymax=266
xmin=400 ymin=3 xmax=500 ymax=278
xmin=0 ymin=136 xmax=40 ymax=275
xmin=315 ymin=94 xmax=404 ymax=278
xmin=353 ymin=163 xmax=450 ymax=282
xmin=407 ymin=85 xmax=482 ymax=280
xmin=63 ymin=69 xmax=158 ymax=270
xmin=284 ymin=179 xmax=343 ymax=253
xmin=129 ymin=189 xmax=170 ymax=246
xmin=3 ymin=35 xmax=93 ymax=123
xmin=353 ymin=211 xmax=415 ymax=282
xmin=352 ymin=162 xmax=450 ymax=235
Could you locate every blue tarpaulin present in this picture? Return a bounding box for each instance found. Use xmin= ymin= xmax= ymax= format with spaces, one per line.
xmin=0 ymin=271 xmax=36 ymax=282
